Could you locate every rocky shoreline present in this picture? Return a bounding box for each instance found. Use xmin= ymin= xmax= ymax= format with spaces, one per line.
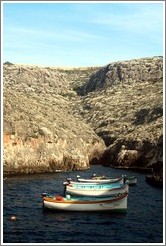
xmin=3 ymin=56 xmax=163 ymax=185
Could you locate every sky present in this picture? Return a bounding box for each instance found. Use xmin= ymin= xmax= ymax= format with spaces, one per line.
xmin=2 ymin=1 xmax=164 ymax=67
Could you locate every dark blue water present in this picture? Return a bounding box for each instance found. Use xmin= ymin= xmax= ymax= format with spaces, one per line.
xmin=3 ymin=165 xmax=163 ymax=243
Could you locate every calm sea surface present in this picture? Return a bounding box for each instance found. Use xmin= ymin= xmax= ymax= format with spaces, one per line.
xmin=3 ymin=165 xmax=163 ymax=244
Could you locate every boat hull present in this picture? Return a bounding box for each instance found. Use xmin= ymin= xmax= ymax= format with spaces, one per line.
xmin=43 ymin=194 xmax=128 ymax=212
xmin=65 ymin=183 xmax=129 ymax=197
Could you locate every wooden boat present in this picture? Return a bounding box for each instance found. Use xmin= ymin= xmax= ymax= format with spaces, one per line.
xmin=76 ymin=174 xmax=137 ymax=185
xmin=125 ymin=176 xmax=137 ymax=185
xmin=66 ymin=179 xmax=123 ymax=187
xmin=64 ymin=182 xmax=129 ymax=197
xmin=42 ymin=193 xmax=128 ymax=212
xmin=76 ymin=175 xmax=124 ymax=185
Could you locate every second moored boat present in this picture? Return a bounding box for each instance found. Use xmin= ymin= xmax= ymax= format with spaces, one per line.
xmin=63 ymin=181 xmax=129 ymax=197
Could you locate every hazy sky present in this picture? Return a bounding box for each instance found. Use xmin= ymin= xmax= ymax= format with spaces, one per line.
xmin=2 ymin=1 xmax=164 ymax=67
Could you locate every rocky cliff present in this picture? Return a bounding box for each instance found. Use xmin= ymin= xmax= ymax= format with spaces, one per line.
xmin=3 ymin=64 xmax=104 ymax=174
xmin=3 ymin=57 xmax=163 ymax=181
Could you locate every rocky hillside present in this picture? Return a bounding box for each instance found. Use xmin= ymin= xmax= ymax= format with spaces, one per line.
xmin=72 ymin=56 xmax=163 ymax=181
xmin=3 ymin=64 xmax=104 ymax=174
xmin=3 ymin=57 xmax=163 ymax=181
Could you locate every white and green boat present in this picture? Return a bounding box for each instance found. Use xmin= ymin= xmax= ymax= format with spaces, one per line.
xmin=42 ymin=193 xmax=128 ymax=212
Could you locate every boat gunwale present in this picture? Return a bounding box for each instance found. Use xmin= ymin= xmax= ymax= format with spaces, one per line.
xmin=43 ymin=193 xmax=128 ymax=204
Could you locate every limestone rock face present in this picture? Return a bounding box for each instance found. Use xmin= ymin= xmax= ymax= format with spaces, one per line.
xmin=100 ymin=136 xmax=162 ymax=170
xmin=80 ymin=56 xmax=163 ymax=94
xmin=3 ymin=64 xmax=105 ymax=175
xmin=117 ymin=148 xmax=140 ymax=166
xmin=73 ymin=57 xmax=163 ymax=172
xmin=3 ymin=56 xmax=163 ymax=179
